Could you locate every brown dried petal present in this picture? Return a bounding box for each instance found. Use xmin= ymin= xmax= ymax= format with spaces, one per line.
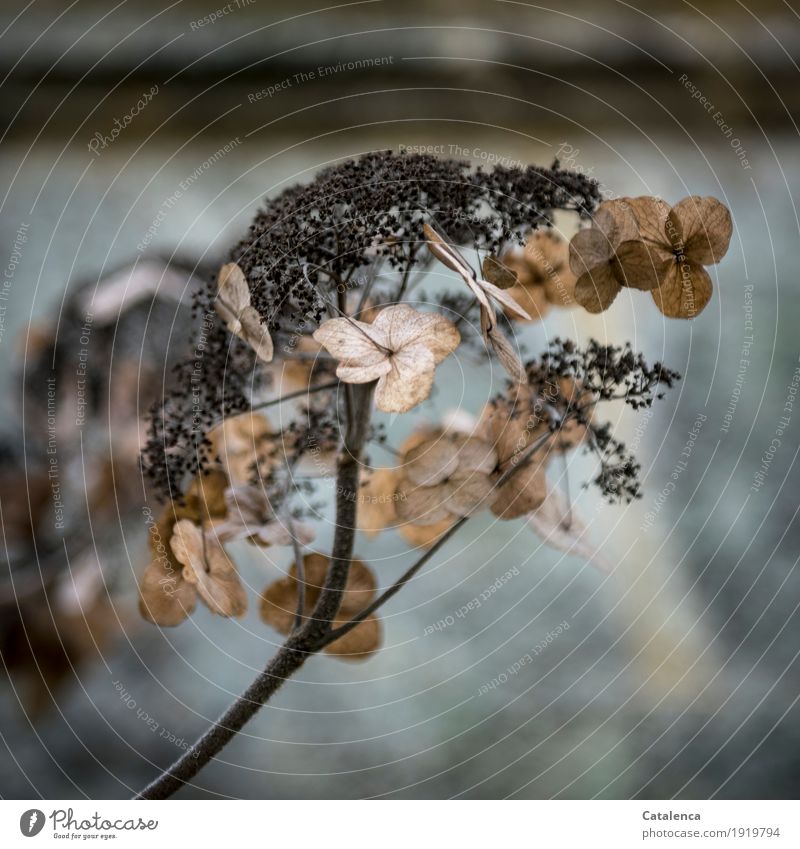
xmin=216 ymin=263 xmax=250 ymax=318
xmin=138 ymin=556 xmax=197 ymax=627
xmin=622 ymin=196 xmax=671 ymax=244
xmin=443 ymin=472 xmax=496 ymax=516
xmin=395 ymin=478 xmax=453 ymax=526
xmin=491 ymin=461 xmax=547 ymax=520
xmin=651 ymin=259 xmax=713 ymax=319
xmin=398 ymin=517 xmax=456 ymax=548
xmin=372 ymin=304 xmax=461 ymax=364
xmin=574 ymin=265 xmax=621 ymax=313
xmin=481 ymin=308 xmax=526 ymax=383
xmin=594 ymin=199 xmax=641 ymax=246
xmin=238 ymin=306 xmax=274 ymax=363
xmin=404 ymin=438 xmax=461 ymax=487
xmin=614 ymin=239 xmax=674 ymax=291
xmin=313 ymin=316 xmax=386 ymax=362
xmin=325 ymin=615 xmax=382 ymax=661
xmin=543 ymin=273 xmax=577 ymax=307
xmin=482 ymin=255 xmax=518 ymax=289
xmin=569 ymin=228 xmax=613 ymax=276
xmin=505 ymin=280 xmax=551 ymax=322
xmin=455 ymin=436 xmax=498 ymax=475
xmin=670 ymin=196 xmax=733 ymax=265
xmin=259 ymin=577 xmax=297 ymax=634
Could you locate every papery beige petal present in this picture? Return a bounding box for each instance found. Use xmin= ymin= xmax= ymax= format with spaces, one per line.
xmin=371 ymin=304 xmax=460 ymax=364
xmin=574 ymin=265 xmax=621 ymax=313
xmin=337 ymin=358 xmax=392 ymax=384
xmin=259 ymin=578 xmax=297 ymax=634
xmin=313 ymin=317 xmax=387 ymax=364
xmin=238 ymin=306 xmax=274 ymax=363
xmin=596 ymin=198 xmax=644 ymax=245
xmin=338 ymin=558 xmax=378 ymax=617
xmin=484 ymin=314 xmax=526 ymax=383
xmin=527 ymin=489 xmax=611 ymax=572
xmin=404 ymin=438 xmax=461 ymax=487
xmin=651 ymin=260 xmax=713 ymax=319
xmin=455 ymin=436 xmax=498 ymax=474
xmin=217 ymin=263 xmax=250 ymax=314
xmin=543 ymin=271 xmax=577 ymax=307
xmin=506 ymin=280 xmax=551 ymax=322
xmin=614 ymin=239 xmax=674 ymax=291
xmin=423 ymin=222 xmax=474 ymax=277
xmin=670 ymin=196 xmax=733 ymax=265
xmin=374 ymin=345 xmax=435 ymax=413
xmin=397 ymin=517 xmax=455 ymax=548
xmin=443 ymin=472 xmax=496 ymax=516
xmin=170 ymin=519 xmax=247 ymax=617
xmin=480 ymin=277 xmax=531 ymax=321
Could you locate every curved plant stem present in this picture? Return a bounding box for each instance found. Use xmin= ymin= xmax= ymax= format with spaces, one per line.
xmin=135 ymin=383 xmax=374 ymax=800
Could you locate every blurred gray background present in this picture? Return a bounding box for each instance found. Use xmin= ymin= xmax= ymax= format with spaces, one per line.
xmin=1 ymin=0 xmax=799 ymax=799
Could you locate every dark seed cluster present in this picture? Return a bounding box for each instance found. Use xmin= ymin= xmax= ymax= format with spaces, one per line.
xmin=503 ymin=338 xmax=681 ymax=503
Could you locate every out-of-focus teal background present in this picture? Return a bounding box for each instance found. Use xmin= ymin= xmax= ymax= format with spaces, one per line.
xmin=1 ymin=0 xmax=799 ymax=799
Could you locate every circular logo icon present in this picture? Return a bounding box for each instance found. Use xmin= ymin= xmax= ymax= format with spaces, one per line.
xmin=19 ymin=810 xmax=46 ymax=837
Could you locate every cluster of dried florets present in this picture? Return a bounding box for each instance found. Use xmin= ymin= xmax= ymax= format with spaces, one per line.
xmin=137 ymin=151 xmax=721 ymax=665
xmin=353 ymin=339 xmax=680 ymax=546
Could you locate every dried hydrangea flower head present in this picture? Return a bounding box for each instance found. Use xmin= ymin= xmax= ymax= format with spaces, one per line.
xmin=394 ymin=429 xmax=498 ymax=525
xmin=260 ymin=553 xmax=381 ymax=660
xmin=313 ymin=303 xmax=460 ymax=412
xmin=500 ymin=230 xmax=577 ymax=320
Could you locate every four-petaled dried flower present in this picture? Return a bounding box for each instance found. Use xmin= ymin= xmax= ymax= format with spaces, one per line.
xmin=569 ymin=196 xmax=732 ymax=318
xmin=395 ymin=430 xmax=498 ymax=525
xmin=260 ymin=553 xmax=382 ymax=660
xmin=313 ymin=304 xmax=460 ymax=413
xmin=215 ymin=262 xmax=274 ymax=362
xmin=615 ymin=196 xmax=732 ymax=318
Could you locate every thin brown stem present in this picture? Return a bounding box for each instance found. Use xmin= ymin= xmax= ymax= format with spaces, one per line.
xmin=248 ymin=379 xmax=340 ymax=413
